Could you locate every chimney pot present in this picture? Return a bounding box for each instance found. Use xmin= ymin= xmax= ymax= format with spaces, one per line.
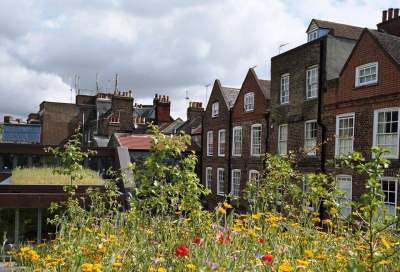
xmin=383 ymin=10 xmax=388 ymax=22
xmin=388 ymin=8 xmax=394 ymax=20
xmin=394 ymin=8 xmax=399 ymax=18
xmin=167 ymin=96 xmax=169 ymax=101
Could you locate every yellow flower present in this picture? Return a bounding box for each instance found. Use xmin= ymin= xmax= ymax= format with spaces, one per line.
xmin=113 ymin=262 xmax=123 ymax=269
xmin=251 ymin=213 xmax=262 ymax=220
xmin=158 ymin=267 xmax=167 ymax=272
xmin=381 ymin=238 xmax=394 ymax=250
xmin=93 ymin=263 xmax=102 ymax=272
xmin=223 ymin=202 xmax=233 ymax=209
xmin=330 ymin=207 xmax=338 ymax=215
xmin=311 ymin=217 xmax=321 ymax=223
xmin=218 ymin=207 xmax=226 ymax=214
xmin=278 ymin=261 xmax=292 ymax=272
xmin=185 ymin=263 xmax=196 ymax=270
xmin=304 ymin=249 xmax=313 ymax=258
xmin=322 ymin=219 xmax=333 ymax=226
xmin=81 ymin=263 xmax=94 ymax=272
xmin=296 ymin=259 xmax=310 ymax=267
xmin=378 ymin=259 xmax=392 ymax=265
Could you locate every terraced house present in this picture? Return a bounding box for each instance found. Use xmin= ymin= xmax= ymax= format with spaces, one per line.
xmin=269 ymin=18 xmax=363 ymax=174
xmin=202 ymin=80 xmax=239 ymax=209
xmin=323 ymin=8 xmax=400 ymax=217
xmin=230 ymin=68 xmax=270 ymax=200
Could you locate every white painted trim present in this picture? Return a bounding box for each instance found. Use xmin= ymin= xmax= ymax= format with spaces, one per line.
xmin=250 ymin=123 xmax=262 ymax=157
xmin=231 ymin=169 xmax=241 ymax=196
xmin=205 ymin=167 xmax=212 ymax=191
xmin=217 ymin=168 xmax=225 ymax=196
xmin=232 ymin=126 xmax=242 ymax=157
xmin=278 ymin=124 xmax=288 ymax=155
xmin=304 ymin=120 xmax=317 ymax=156
xmin=280 ymin=74 xmax=290 ymax=104
xmin=218 ymin=129 xmax=225 ymax=157
xmin=335 ymin=113 xmax=355 ymax=157
xmin=355 ymin=62 xmax=378 ymax=87
xmin=306 ymin=65 xmax=319 ymax=99
xmin=207 ymin=130 xmax=213 ymax=157
xmin=373 ymin=107 xmax=400 ymax=159
xmin=244 ymin=92 xmax=255 ymax=112
xmin=248 ymin=169 xmax=260 ymax=182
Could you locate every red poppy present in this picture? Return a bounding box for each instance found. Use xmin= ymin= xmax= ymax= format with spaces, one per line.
xmin=175 ymin=244 xmax=189 ymax=257
xmin=193 ymin=236 xmax=203 ymax=245
xmin=261 ymin=253 xmax=273 ymax=263
xmin=215 ymin=231 xmax=232 ymax=244
xmin=257 ymin=238 xmax=265 ymax=244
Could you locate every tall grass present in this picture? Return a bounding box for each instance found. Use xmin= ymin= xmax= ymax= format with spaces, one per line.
xmin=10 ymin=167 xmax=104 ymax=185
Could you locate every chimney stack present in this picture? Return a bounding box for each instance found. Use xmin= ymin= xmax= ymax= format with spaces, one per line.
xmin=388 ymin=8 xmax=394 ymax=20
xmin=395 ymin=8 xmax=399 ymax=18
xmin=383 ymin=10 xmax=388 ymax=22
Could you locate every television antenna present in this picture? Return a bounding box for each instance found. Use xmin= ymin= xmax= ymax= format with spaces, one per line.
xmin=279 ymin=43 xmax=290 ymax=54
xmin=185 ymin=90 xmax=189 ymax=107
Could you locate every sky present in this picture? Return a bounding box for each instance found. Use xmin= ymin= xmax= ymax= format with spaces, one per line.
xmin=0 ymin=0 xmax=398 ymax=120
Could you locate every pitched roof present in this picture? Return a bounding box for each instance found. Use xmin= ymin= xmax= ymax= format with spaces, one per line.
xmin=221 ymin=86 xmax=240 ymax=108
xmin=309 ymin=19 xmax=363 ymax=40
xmin=177 ymin=116 xmax=202 ymax=134
xmin=258 ymin=79 xmax=271 ymax=99
xmin=369 ymin=29 xmax=400 ymax=65
xmin=161 ymin=118 xmax=184 ymax=134
xmin=114 ymin=134 xmax=152 ymax=150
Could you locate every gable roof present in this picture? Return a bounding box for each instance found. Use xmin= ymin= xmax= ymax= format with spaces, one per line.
xmin=258 ymin=79 xmax=271 ymax=99
xmin=161 ymin=118 xmax=184 ymax=134
xmin=307 ymin=19 xmax=363 ymax=40
xmin=221 ymin=86 xmax=240 ymax=108
xmin=340 ymin=28 xmax=400 ymax=76
xmin=369 ymin=29 xmax=400 ymax=65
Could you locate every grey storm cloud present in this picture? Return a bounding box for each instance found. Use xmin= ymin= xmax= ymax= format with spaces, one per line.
xmin=0 ymin=0 xmax=397 ymax=119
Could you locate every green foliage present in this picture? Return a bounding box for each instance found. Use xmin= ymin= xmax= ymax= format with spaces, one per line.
xmin=132 ymin=124 xmax=209 ymax=216
xmin=46 ymin=128 xmax=96 ymax=185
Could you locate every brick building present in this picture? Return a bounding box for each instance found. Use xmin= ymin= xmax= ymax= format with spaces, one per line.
xmin=202 ymin=80 xmax=239 ymax=208
xmin=201 ymin=69 xmax=270 ymax=207
xmin=323 ymin=9 xmax=400 ymax=217
xmin=230 ymin=68 xmax=270 ymax=199
xmin=269 ymin=18 xmax=363 ymax=174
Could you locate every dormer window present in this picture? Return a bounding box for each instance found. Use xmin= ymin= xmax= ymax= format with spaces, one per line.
xmin=355 ymin=62 xmax=378 ymax=87
xmin=244 ymin=92 xmax=254 ymax=112
xmin=212 ymin=102 xmax=219 ymax=117
xmin=308 ymin=30 xmax=319 ymax=42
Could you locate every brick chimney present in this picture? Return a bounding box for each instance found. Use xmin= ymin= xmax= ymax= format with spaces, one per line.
xmin=3 ymin=115 xmax=12 ymax=124
xmin=111 ymin=91 xmax=134 ymax=132
xmin=378 ymin=8 xmax=400 ymax=36
xmin=187 ymin=101 xmax=204 ymax=121
xmin=153 ymin=93 xmax=171 ymax=125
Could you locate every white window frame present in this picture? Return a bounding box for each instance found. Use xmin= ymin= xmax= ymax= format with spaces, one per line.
xmin=280 ymin=74 xmax=290 ymax=104
xmin=355 ymin=62 xmax=378 ymax=87
xmin=249 ymin=170 xmax=260 ymax=182
xmin=304 ymin=120 xmax=317 ymax=156
xmin=306 ymin=65 xmax=319 ymax=99
xmin=308 ymin=30 xmax=319 ymax=42
xmin=278 ymin=124 xmax=288 ymax=155
xmin=380 ymin=177 xmax=398 ymax=216
xmin=336 ymin=175 xmax=352 ymax=218
xmin=373 ymin=108 xmax=400 ymax=159
xmin=251 ymin=124 xmax=262 ymax=157
xmin=217 ymin=168 xmax=225 ymax=196
xmin=206 ymin=167 xmax=212 ymax=191
xmin=335 ymin=113 xmax=355 ymax=157
xmin=231 ymin=169 xmax=241 ymax=197
xmin=232 ymin=126 xmax=242 ymax=157
xmin=244 ymin=92 xmax=255 ymax=112
xmin=212 ymin=102 xmax=219 ymax=117
xmin=218 ymin=129 xmax=225 ymax=157
xmin=207 ymin=131 xmax=213 ymax=156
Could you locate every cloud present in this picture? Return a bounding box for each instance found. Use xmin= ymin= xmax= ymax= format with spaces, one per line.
xmin=0 ymin=0 xmax=398 ymax=120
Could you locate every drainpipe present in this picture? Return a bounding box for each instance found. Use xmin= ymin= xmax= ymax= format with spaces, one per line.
xmin=317 ymin=37 xmax=327 ymax=173
xmin=227 ymin=108 xmax=233 ymax=197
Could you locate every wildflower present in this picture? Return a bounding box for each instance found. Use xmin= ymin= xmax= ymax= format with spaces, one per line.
xmin=381 ymin=238 xmax=394 ymax=250
xmin=158 ymin=267 xmax=167 ymax=272
xmin=185 ymin=263 xmax=196 ymax=270
xmin=330 ymin=207 xmax=338 ymax=215
xmin=93 ymin=263 xmax=102 ymax=272
xmin=223 ymin=202 xmax=233 ymax=209
xmin=311 ymin=217 xmax=321 ymax=223
xmin=193 ymin=236 xmax=203 ymax=245
xmin=81 ymin=263 xmax=94 ymax=272
xmin=296 ymin=259 xmax=310 ymax=267
xmin=322 ymin=219 xmax=333 ymax=226
xmin=378 ymin=259 xmax=392 ymax=265
xmin=112 ymin=262 xmax=123 ymax=269
xmin=252 ymin=213 xmax=262 ymax=220
xmin=257 ymin=238 xmax=265 ymax=244
xmin=218 ymin=207 xmax=226 ymax=214
xmin=261 ymin=253 xmax=273 ymax=263
xmin=278 ymin=261 xmax=292 ymax=272
xmin=175 ymin=245 xmax=189 ymax=257
xmin=215 ymin=231 xmax=232 ymax=244
xmin=304 ymin=249 xmax=313 ymax=258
